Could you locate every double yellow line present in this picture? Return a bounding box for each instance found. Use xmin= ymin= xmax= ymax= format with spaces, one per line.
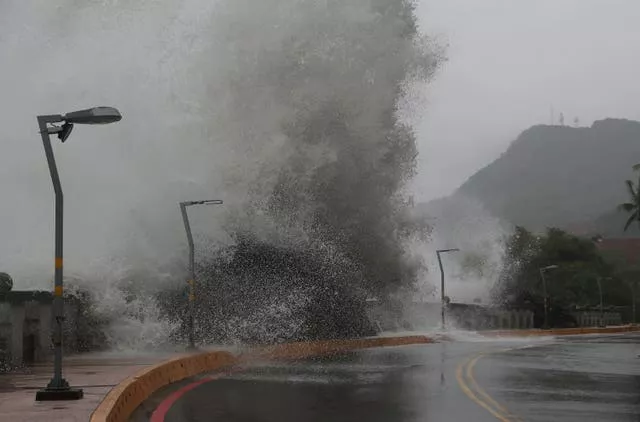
xmin=456 ymin=353 xmax=523 ymax=422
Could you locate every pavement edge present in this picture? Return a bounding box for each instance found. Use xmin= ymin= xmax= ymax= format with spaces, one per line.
xmin=89 ymin=335 xmax=435 ymax=422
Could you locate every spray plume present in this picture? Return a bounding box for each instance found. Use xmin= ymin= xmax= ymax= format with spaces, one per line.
xmin=180 ymin=0 xmax=443 ymax=343
xmin=0 ymin=0 xmax=443 ymax=346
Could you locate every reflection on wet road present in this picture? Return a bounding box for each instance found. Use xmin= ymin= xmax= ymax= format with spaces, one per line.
xmin=478 ymin=334 xmax=640 ymax=421
xmin=138 ymin=333 xmax=640 ymax=422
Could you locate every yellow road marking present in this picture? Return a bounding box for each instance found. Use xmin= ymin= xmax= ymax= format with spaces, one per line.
xmin=456 ymin=352 xmax=522 ymax=422
xmin=466 ymin=355 xmax=523 ymax=422
xmin=456 ymin=359 xmax=511 ymax=422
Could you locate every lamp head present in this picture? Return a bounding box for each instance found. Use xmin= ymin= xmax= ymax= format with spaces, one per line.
xmin=63 ymin=107 xmax=122 ymax=125
xmin=58 ymin=122 xmax=74 ymax=142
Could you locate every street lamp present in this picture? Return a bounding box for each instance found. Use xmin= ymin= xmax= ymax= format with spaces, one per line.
xmin=35 ymin=107 xmax=122 ymax=402
xmin=180 ymin=199 xmax=223 ymax=349
xmin=595 ymin=277 xmax=611 ymax=328
xmin=436 ymin=248 xmax=459 ymax=330
xmin=627 ymin=281 xmax=637 ymax=326
xmin=539 ymin=265 xmax=558 ymax=329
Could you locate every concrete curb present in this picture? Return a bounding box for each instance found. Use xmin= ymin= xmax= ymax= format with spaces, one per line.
xmin=483 ymin=325 xmax=640 ymax=337
xmin=89 ymin=335 xmax=434 ymax=422
xmin=89 ymin=351 xmax=238 ymax=422
xmin=245 ymin=335 xmax=435 ymax=360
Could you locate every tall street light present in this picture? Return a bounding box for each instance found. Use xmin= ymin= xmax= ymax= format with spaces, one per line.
xmin=595 ymin=277 xmax=610 ymax=328
xmin=436 ymin=248 xmax=459 ymax=330
xmin=595 ymin=277 xmax=603 ymax=326
xmin=627 ymin=281 xmax=637 ymax=326
xmin=35 ymin=107 xmax=122 ymax=401
xmin=180 ymin=199 xmax=223 ymax=349
xmin=539 ymin=264 xmax=558 ymax=329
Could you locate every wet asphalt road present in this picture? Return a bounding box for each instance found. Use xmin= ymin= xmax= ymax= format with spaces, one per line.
xmin=135 ymin=333 xmax=640 ymax=422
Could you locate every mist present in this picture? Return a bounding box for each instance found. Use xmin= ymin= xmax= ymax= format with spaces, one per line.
xmin=414 ymin=196 xmax=509 ymax=305
xmin=1 ymin=1 xmax=446 ymax=345
xmin=0 ymin=1 xmax=228 ymax=287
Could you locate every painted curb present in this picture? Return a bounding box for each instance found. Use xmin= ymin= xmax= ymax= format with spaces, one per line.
xmin=90 ymin=350 xmax=238 ymax=422
xmin=483 ymin=325 xmax=640 ymax=337
xmin=245 ymin=335 xmax=435 ymax=360
xmin=89 ymin=335 xmax=434 ymax=422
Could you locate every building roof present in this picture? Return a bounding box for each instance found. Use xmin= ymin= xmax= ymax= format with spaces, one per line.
xmin=595 ymin=238 xmax=640 ymax=265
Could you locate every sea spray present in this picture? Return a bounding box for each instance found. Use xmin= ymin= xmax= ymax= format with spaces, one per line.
xmin=0 ymin=0 xmax=443 ymax=347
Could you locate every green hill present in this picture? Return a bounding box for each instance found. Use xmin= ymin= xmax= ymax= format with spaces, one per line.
xmin=454 ymin=119 xmax=640 ymax=234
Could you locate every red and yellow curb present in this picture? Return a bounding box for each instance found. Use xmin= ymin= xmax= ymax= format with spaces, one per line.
xmin=89 ymin=335 xmax=434 ymax=422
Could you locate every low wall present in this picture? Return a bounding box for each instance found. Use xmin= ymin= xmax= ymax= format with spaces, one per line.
xmin=0 ymin=292 xmax=57 ymax=368
xmin=90 ymin=335 xmax=434 ymax=422
xmin=248 ymin=335 xmax=435 ymax=360
xmin=367 ymin=301 xmax=536 ymax=331
xmin=572 ymin=311 xmax=622 ymax=327
xmin=484 ymin=325 xmax=640 ymax=337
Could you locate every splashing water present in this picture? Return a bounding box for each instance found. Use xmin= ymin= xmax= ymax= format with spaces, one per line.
xmin=0 ymin=1 xmax=444 ymax=347
xmin=416 ymin=195 xmax=511 ymax=304
xmin=65 ymin=258 xmax=180 ymax=351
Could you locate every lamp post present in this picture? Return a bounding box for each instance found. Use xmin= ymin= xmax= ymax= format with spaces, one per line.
xmin=595 ymin=277 xmax=611 ymax=327
xmin=628 ymin=281 xmax=637 ymax=325
xmin=436 ymin=248 xmax=459 ymax=330
xmin=180 ymin=200 xmax=223 ymax=349
xmin=539 ymin=265 xmax=558 ymax=329
xmin=35 ymin=107 xmax=122 ymax=401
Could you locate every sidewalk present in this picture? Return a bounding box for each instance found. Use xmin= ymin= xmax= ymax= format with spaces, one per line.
xmin=0 ymin=353 xmax=175 ymax=422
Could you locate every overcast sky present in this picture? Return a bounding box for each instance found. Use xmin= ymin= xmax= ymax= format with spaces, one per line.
xmin=411 ymin=0 xmax=640 ymax=201
xmin=2 ymin=0 xmax=640 ymax=285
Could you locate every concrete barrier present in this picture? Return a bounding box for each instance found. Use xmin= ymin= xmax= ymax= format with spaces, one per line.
xmin=484 ymin=325 xmax=640 ymax=338
xmin=246 ymin=335 xmax=435 ymax=360
xmin=90 ymin=351 xmax=238 ymax=422
xmin=90 ymin=335 xmax=434 ymax=422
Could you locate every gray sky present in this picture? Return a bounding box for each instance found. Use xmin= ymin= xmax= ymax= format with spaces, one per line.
xmin=1 ymin=0 xmax=639 ymax=288
xmin=412 ymin=0 xmax=640 ymax=201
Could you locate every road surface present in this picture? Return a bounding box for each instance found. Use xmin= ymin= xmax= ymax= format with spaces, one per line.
xmin=133 ymin=333 xmax=640 ymax=422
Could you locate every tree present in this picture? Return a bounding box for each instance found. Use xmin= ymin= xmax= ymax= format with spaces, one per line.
xmin=599 ymin=249 xmax=640 ymax=323
xmin=617 ymin=164 xmax=640 ymax=231
xmin=496 ymin=227 xmax=615 ymax=327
